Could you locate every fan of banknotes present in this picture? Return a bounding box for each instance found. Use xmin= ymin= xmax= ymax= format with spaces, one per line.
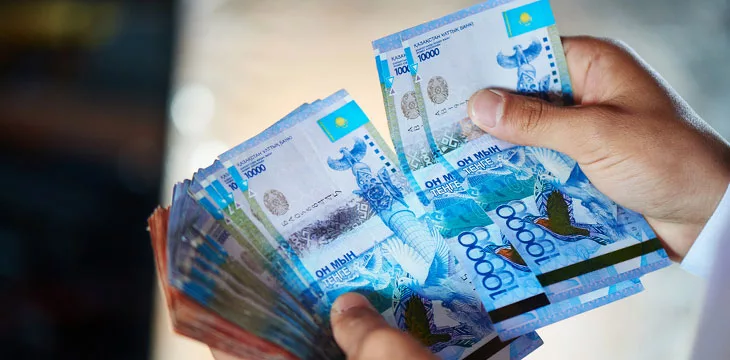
xmin=147 ymin=1 xmax=672 ymax=359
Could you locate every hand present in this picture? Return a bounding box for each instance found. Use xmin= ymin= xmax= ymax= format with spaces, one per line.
xmin=330 ymin=293 xmax=436 ymax=360
xmin=467 ymin=36 xmax=730 ymax=260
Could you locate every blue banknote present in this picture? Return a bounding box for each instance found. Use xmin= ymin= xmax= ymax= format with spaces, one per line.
xmin=374 ymin=36 xmax=455 ymax=208
xmin=189 ymin=163 xmax=350 ymax=359
xmin=374 ymin=0 xmax=670 ymax=304
xmin=189 ymin=162 xmax=331 ymax=317
xmin=433 ymin=196 xmax=644 ymax=340
xmin=204 ymin=89 xmax=542 ymax=360
xmin=167 ymin=181 xmax=332 ymax=358
xmin=184 ymin=177 xmax=327 ymax=331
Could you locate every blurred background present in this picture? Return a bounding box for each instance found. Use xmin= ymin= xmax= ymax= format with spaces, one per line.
xmin=1 ymin=1 xmax=728 ymax=359
xmin=0 ymin=1 xmax=174 ymax=359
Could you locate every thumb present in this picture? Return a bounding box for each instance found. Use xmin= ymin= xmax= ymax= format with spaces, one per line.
xmin=330 ymin=293 xmax=436 ymax=360
xmin=467 ymin=89 xmax=611 ymax=159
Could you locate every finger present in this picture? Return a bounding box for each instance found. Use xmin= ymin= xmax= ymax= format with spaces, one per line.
xmin=330 ymin=293 xmax=389 ymax=357
xmin=330 ymin=293 xmax=435 ymax=360
xmin=560 ymin=36 xmax=612 ymax=104
xmin=561 ymin=36 xmax=663 ymax=106
xmin=467 ymin=89 xmax=616 ymax=162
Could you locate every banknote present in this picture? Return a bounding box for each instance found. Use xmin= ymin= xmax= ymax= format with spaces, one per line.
xmin=189 ymin=164 xmax=330 ymax=317
xmin=374 ymin=33 xmax=640 ymax=341
xmin=190 ymin=164 xmax=344 ymax=358
xmin=212 ymin=89 xmax=542 ymax=359
xmin=433 ymin=197 xmax=644 ymax=340
xmin=172 ymin=182 xmax=339 ymax=354
xmin=190 ymin=169 xmax=346 ymax=355
xmin=373 ymin=1 xmax=650 ymax=336
xmin=376 ymin=38 xmax=559 ymax=339
xmin=180 ymin=178 xmax=324 ymax=333
xmin=192 ymin=163 xmax=324 ymax=307
xmin=374 ymin=36 xmax=457 ymax=208
xmin=167 ymin=182 xmax=327 ymax=358
xmin=385 ymin=0 xmax=671 ymax=303
xmin=149 ymin=207 xmax=300 ymax=360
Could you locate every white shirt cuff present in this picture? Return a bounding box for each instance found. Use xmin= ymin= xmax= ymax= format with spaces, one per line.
xmin=681 ymin=183 xmax=730 ymax=278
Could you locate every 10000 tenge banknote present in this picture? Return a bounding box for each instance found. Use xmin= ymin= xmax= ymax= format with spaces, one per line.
xmin=373 ymin=0 xmax=670 ymax=338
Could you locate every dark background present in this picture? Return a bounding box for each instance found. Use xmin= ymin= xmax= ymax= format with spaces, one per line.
xmin=0 ymin=1 xmax=176 ymax=359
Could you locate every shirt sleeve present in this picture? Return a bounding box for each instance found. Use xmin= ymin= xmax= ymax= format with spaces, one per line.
xmin=688 ymin=184 xmax=730 ymax=359
xmin=680 ymin=183 xmax=730 ymax=278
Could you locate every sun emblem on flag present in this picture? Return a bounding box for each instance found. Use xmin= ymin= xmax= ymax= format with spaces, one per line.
xmin=519 ymin=12 xmax=532 ymax=25
xmin=335 ymin=117 xmax=348 ymax=128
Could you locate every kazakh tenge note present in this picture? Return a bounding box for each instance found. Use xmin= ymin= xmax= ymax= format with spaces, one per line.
xmin=167 ymin=182 xmax=327 ymax=358
xmin=182 ymin=176 xmax=324 ymax=333
xmin=394 ymin=0 xmax=670 ymax=303
xmin=214 ymin=90 xmax=543 ymax=360
xmin=373 ymin=25 xmax=644 ymax=340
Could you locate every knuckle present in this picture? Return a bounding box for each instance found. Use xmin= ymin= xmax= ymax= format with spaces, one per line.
xmin=586 ymin=37 xmax=638 ymax=63
xmin=600 ymin=38 xmax=633 ymax=55
xmin=564 ymin=36 xmax=635 ymax=71
xmin=567 ymin=36 xmax=626 ymax=55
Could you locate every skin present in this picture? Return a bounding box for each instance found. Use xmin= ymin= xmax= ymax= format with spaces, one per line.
xmin=213 ymin=36 xmax=730 ymax=360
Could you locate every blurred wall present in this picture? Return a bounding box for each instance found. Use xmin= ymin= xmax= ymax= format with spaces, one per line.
xmin=167 ymin=0 xmax=728 ymax=359
xmin=0 ymin=1 xmax=176 ymax=359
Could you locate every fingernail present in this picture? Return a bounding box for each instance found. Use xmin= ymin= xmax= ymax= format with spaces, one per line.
xmin=468 ymin=89 xmax=503 ymax=128
xmin=332 ymin=293 xmax=373 ymax=315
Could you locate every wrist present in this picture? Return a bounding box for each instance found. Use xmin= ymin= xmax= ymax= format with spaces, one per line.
xmin=681 ymin=182 xmax=730 ymax=277
xmin=681 ymin=137 xmax=730 ymax=257
xmin=678 ymin=177 xmax=730 ymax=260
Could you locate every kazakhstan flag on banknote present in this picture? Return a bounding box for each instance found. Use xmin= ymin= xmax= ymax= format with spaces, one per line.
xmin=317 ymin=100 xmax=370 ymax=142
xmin=502 ymin=0 xmax=556 ymax=37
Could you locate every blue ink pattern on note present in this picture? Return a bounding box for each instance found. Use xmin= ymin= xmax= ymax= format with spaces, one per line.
xmin=497 ymin=40 xmax=551 ymax=100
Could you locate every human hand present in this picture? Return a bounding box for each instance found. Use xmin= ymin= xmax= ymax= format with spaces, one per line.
xmin=467 ymin=36 xmax=730 ymax=260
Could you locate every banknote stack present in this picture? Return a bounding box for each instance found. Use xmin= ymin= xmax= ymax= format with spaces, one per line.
xmin=148 ymin=0 xmax=672 ymax=359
